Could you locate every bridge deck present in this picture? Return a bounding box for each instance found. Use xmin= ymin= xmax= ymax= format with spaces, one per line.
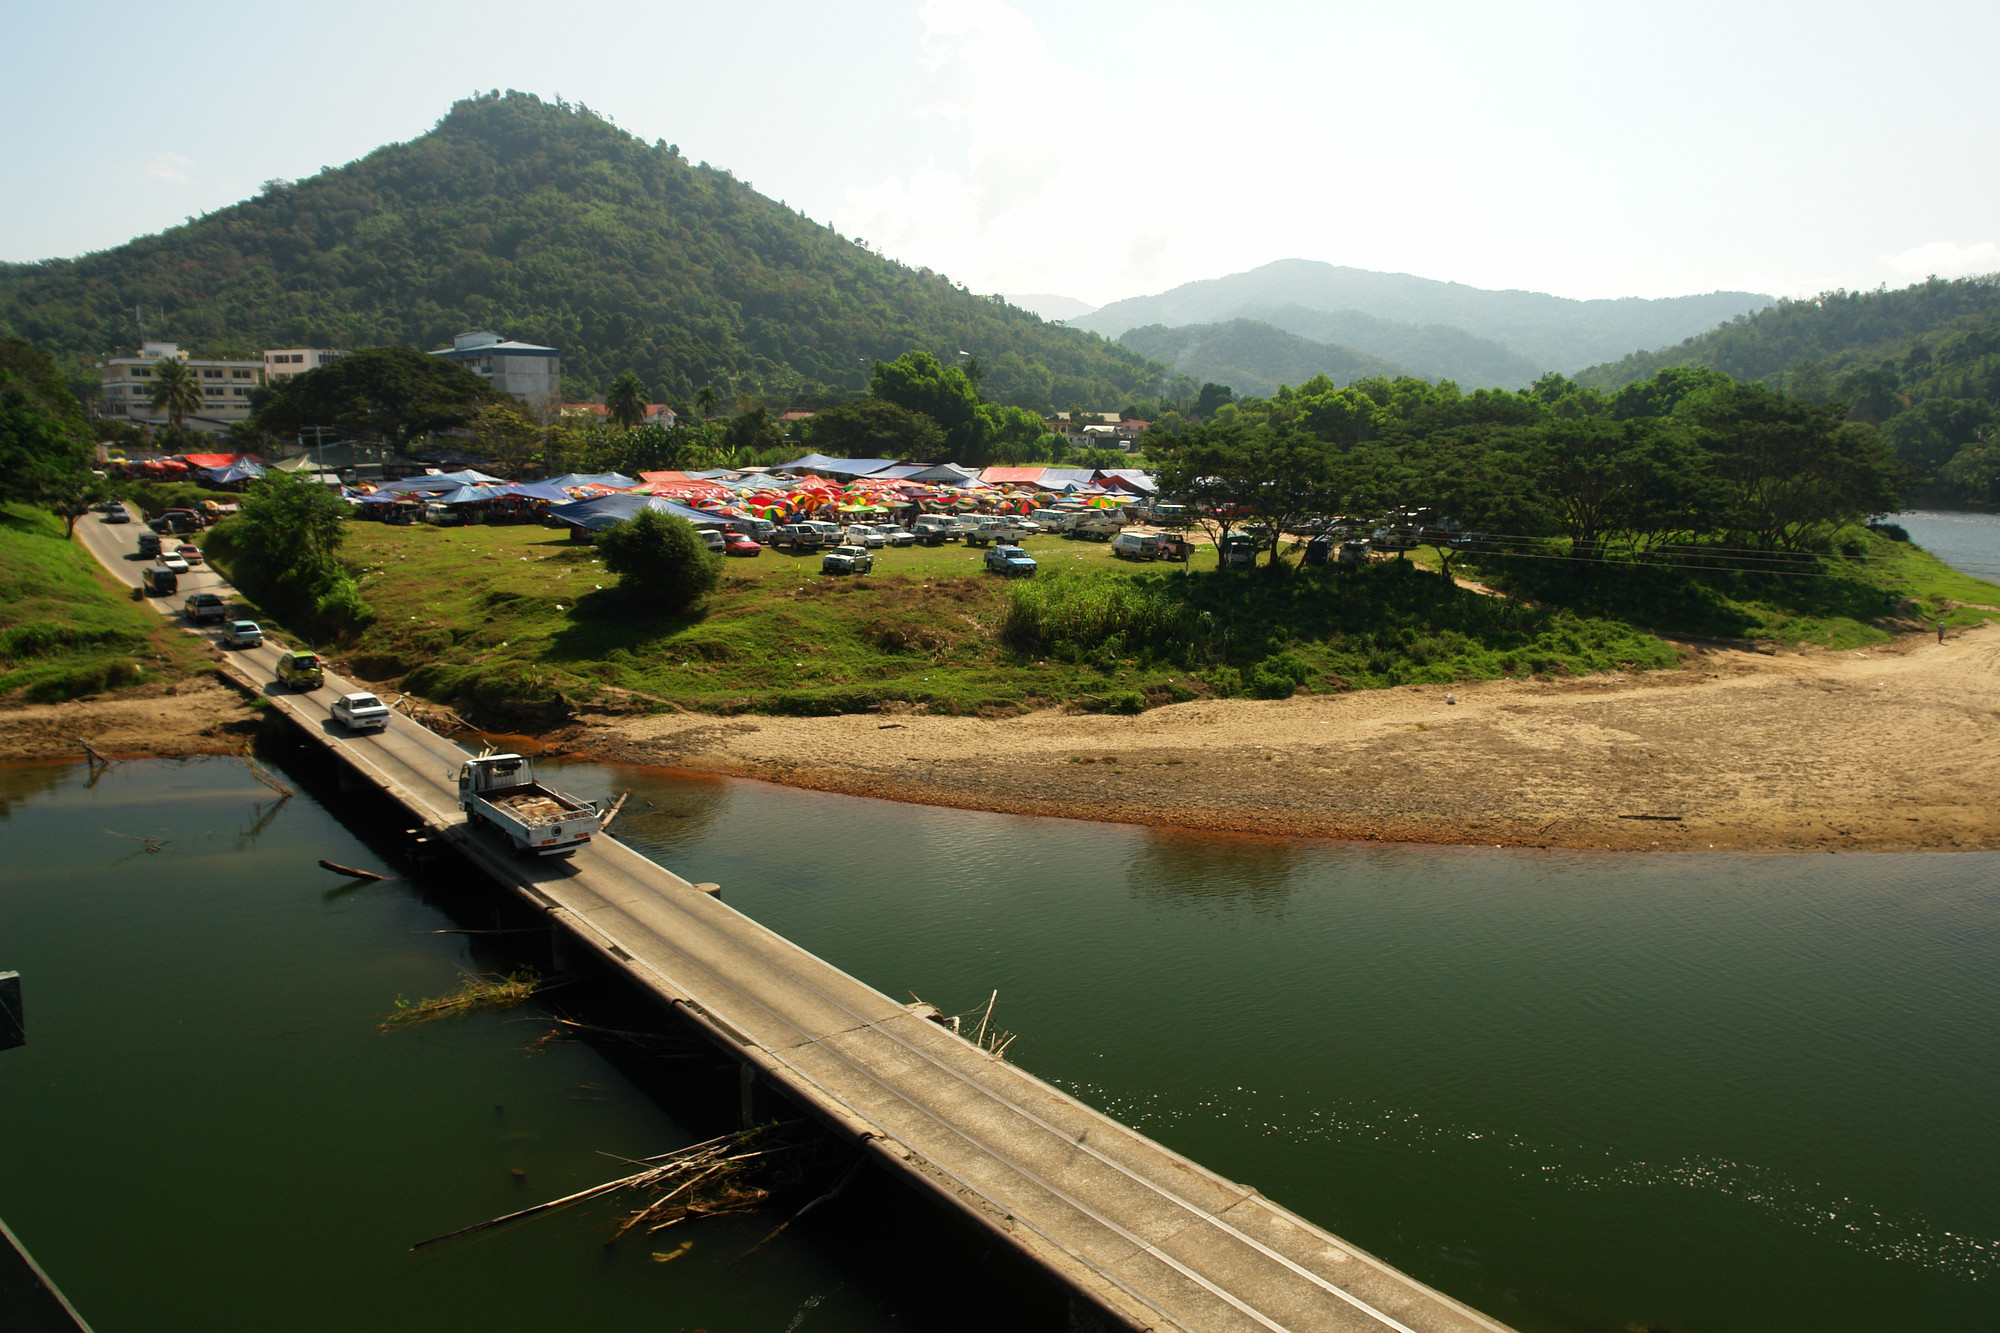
xmin=76 ymin=517 xmax=1514 ymax=1333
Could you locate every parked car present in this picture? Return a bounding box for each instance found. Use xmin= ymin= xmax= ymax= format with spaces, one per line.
xmin=874 ymin=524 xmax=916 ymax=547
xmin=1337 ymin=539 xmax=1371 ymax=566
xmin=697 ymin=528 xmax=726 ymax=553
xmin=148 ymin=509 xmax=201 ymax=534
xmin=104 ymin=501 xmax=131 ymax=524
xmin=1066 ymin=514 xmax=1124 ymax=542
xmin=965 ymin=519 xmax=1034 ymax=547
xmin=723 ymin=533 xmax=762 ymax=557
xmin=984 ymin=545 xmax=1037 ymax=577
xmin=423 ymin=503 xmax=462 ymax=526
xmin=182 ymin=592 xmax=227 ymax=623
xmin=221 ymin=620 xmax=264 ymax=649
xmin=911 ymin=515 xmax=954 ymax=541
xmin=771 ymin=523 xmax=832 ymax=552
xmin=176 ymin=543 xmax=203 ymax=566
xmin=844 ymin=524 xmax=887 ymax=549
xmin=331 ymin=691 xmax=393 ymax=732
xmin=821 ymin=544 xmax=874 ymax=575
xmin=1110 ymin=531 xmax=1160 ymax=561
xmin=160 ymin=551 xmax=191 ymax=574
xmin=275 ymin=651 xmax=324 ymax=690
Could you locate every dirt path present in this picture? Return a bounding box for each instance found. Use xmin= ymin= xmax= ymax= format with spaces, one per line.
xmin=552 ymin=624 xmax=2000 ymax=853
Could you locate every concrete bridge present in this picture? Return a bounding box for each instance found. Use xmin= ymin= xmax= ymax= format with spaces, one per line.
xmin=77 ymin=517 xmax=1516 ymax=1333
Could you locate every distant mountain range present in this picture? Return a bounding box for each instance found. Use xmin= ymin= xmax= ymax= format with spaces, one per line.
xmin=1119 ymin=320 xmax=1404 ymax=399
xmin=1076 ymin=259 xmax=1774 ymax=388
xmin=1005 ymin=293 xmax=1100 ymax=322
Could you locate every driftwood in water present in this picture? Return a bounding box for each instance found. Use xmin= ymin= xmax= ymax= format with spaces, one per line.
xmin=318 ymin=860 xmax=383 ymax=881
xmin=598 ymin=790 xmax=631 ymax=833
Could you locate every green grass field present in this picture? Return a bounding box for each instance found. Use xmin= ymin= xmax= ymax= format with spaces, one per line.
xmin=0 ymin=505 xmax=211 ymax=703
xmin=173 ymin=514 xmax=2000 ymax=723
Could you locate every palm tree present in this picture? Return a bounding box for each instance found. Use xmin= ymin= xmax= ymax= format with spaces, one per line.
xmin=606 ymin=371 xmax=648 ymax=429
xmin=695 ymin=385 xmax=719 ymax=420
xmin=148 ymin=357 xmax=203 ymax=429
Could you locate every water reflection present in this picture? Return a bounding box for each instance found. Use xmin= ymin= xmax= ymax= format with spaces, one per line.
xmin=1125 ymin=826 xmax=1301 ymax=912
xmin=0 ymin=761 xmax=71 ymax=819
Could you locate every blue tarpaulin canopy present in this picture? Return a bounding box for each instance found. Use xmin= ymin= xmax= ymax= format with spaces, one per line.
xmin=772 ymin=455 xmax=899 ymax=478
xmin=546 ymin=472 xmax=638 ymax=490
xmin=378 ymin=469 xmax=501 ymax=493
xmin=548 ymin=493 xmax=755 ymax=535
xmin=499 ymin=481 xmax=572 ymax=503
xmin=200 ymin=461 xmax=266 ymax=483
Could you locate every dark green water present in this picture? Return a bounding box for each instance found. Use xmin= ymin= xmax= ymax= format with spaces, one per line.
xmin=4 ymin=755 xmax=1997 ymax=1331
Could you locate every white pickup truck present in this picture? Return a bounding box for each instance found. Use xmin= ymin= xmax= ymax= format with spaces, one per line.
xmin=456 ymin=753 xmax=601 ymax=857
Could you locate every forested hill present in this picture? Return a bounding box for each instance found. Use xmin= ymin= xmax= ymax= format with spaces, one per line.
xmin=1574 ymin=275 xmax=2000 ymax=504
xmin=1119 ymin=320 xmax=1403 ymax=398
xmin=0 ymin=91 xmax=1161 ymax=410
xmin=1075 ymin=260 xmax=1771 ymax=374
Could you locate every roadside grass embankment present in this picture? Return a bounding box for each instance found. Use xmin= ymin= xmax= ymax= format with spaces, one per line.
xmin=0 ymin=504 xmax=212 ymax=702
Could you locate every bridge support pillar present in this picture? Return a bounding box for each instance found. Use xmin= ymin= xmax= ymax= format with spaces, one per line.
xmin=335 ymin=761 xmax=360 ymax=795
xmin=739 ymin=1062 xmax=758 ymax=1127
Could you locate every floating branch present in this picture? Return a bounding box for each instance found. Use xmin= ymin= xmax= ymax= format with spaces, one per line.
xmin=104 ymin=829 xmax=169 ymax=854
xmin=380 ymin=969 xmax=540 ymax=1032
xmin=320 ymin=860 xmax=384 ymax=881
xmin=410 ymin=1124 xmax=797 ymax=1253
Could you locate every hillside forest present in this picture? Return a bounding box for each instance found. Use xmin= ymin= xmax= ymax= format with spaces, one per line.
xmin=1577 ymin=275 xmax=2000 ymax=507
xmin=0 ymin=91 xmax=1176 ymax=414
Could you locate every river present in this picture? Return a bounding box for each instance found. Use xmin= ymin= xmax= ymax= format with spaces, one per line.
xmin=3 ymin=749 xmax=1996 ymax=1331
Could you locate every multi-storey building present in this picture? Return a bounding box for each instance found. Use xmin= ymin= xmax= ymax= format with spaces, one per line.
xmin=429 ymin=330 xmax=560 ymax=406
xmin=263 ymin=347 xmax=347 ymax=381
xmin=96 ymin=342 xmax=261 ymax=434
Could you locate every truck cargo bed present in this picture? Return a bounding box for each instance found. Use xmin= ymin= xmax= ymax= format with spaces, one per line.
xmin=485 ymin=786 xmax=586 ymax=828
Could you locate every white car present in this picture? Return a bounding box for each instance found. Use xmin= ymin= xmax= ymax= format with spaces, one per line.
xmin=845 ymin=524 xmax=887 ymax=549
xmin=331 ymin=691 xmax=393 ymax=732
xmin=874 ymin=524 xmax=916 ymax=547
xmin=161 ymin=552 xmax=191 ymax=573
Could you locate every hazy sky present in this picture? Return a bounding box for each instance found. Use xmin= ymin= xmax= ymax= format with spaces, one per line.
xmin=4 ymin=0 xmax=1995 ymax=307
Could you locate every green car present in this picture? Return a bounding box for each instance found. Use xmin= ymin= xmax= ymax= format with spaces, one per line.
xmin=274 ymin=651 xmax=324 ymax=690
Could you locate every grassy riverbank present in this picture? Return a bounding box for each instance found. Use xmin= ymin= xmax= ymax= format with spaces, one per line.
xmin=0 ymin=504 xmax=212 ymax=703
xmin=214 ymin=518 xmax=1996 ymax=726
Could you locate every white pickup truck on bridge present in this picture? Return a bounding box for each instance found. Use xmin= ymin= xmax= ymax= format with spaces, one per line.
xmin=456 ymin=753 xmax=600 ymax=857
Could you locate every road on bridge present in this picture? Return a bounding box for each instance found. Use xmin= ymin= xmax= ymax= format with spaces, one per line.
xmin=75 ymin=509 xmax=1516 ymax=1333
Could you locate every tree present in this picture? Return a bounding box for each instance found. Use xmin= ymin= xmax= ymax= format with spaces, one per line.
xmin=869 ymin=351 xmax=986 ymax=458
xmin=0 ymin=341 xmax=94 ymax=508
xmin=148 ymin=357 xmax=203 ymax=429
xmin=468 ymin=403 xmax=544 ymax=477
xmin=595 ymin=508 xmax=721 ymax=614
xmin=721 ymin=404 xmax=784 ymax=457
xmin=210 ymin=471 xmax=370 ymax=635
xmin=802 ymin=398 xmax=943 ymax=457
xmin=606 ymin=371 xmax=649 ymax=429
xmin=252 ymin=346 xmax=508 ymax=447
xmin=1194 ymin=382 xmax=1234 ymax=419
xmin=695 ymin=386 xmax=719 ymax=420
xmin=51 ymin=474 xmax=114 ymax=537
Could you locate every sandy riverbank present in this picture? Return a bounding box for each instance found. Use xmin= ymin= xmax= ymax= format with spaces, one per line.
xmin=547 ymin=623 xmax=2000 ymax=853
xmin=8 ymin=627 xmax=1994 ymax=853
xmin=0 ymin=678 xmax=260 ymax=762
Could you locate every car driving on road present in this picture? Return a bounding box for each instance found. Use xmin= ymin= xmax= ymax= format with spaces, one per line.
xmin=221 ymin=620 xmax=263 ymax=649
xmin=275 ymin=652 xmax=324 ymax=690
xmin=331 ymin=691 xmax=392 ymax=732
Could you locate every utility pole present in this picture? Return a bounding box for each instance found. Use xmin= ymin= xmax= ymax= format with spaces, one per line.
xmin=298 ymin=424 xmax=337 ymax=473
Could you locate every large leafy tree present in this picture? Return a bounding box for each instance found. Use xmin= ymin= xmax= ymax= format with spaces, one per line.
xmin=210 ymin=470 xmax=370 ymax=635
xmin=252 ymin=346 xmax=508 ymax=446
xmin=870 ymin=351 xmax=985 ymax=458
xmin=802 ymin=398 xmax=942 ymax=458
xmin=148 ymin=358 xmax=203 ymax=428
xmin=606 ymin=371 xmax=648 ymax=429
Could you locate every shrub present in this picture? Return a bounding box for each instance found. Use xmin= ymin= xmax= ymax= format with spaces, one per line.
xmin=595 ymin=510 xmax=721 ymax=614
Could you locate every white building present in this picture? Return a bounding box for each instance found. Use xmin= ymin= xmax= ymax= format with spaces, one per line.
xmin=97 ymin=342 xmax=261 ymax=435
xmin=263 ymin=347 xmax=347 ymax=381
xmin=429 ymin=330 xmax=560 ymax=406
